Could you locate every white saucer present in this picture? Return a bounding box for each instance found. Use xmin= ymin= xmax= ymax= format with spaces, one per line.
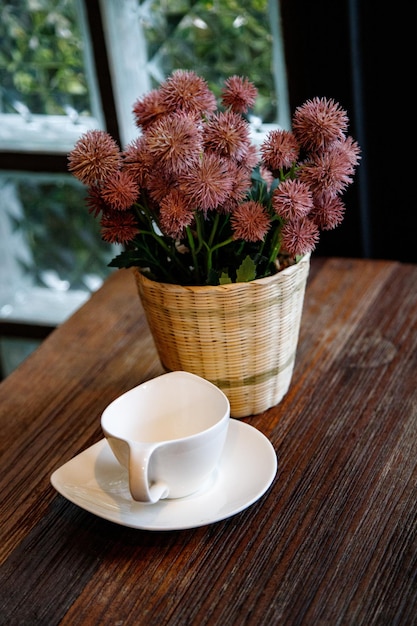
xmin=50 ymin=419 xmax=277 ymax=531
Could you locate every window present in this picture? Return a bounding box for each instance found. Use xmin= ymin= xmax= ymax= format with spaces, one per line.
xmin=0 ymin=0 xmax=289 ymax=375
xmin=99 ymin=0 xmax=290 ymax=146
xmin=0 ymin=0 xmax=103 ymax=153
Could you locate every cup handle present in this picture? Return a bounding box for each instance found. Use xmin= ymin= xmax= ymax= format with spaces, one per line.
xmin=128 ymin=442 xmax=169 ymax=503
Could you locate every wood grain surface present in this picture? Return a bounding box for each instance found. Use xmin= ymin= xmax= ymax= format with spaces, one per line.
xmin=1 ymin=257 xmax=416 ymax=625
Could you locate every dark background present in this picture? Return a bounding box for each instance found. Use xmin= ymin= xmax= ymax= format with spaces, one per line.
xmin=280 ymin=0 xmax=417 ymax=264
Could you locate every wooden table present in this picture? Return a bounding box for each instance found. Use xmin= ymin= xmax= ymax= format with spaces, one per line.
xmin=1 ymin=257 xmax=417 ymax=625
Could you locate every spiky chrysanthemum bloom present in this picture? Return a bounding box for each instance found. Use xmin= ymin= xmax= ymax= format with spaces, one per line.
xmin=292 ymin=97 xmax=348 ymax=153
xmin=221 ymin=75 xmax=258 ymax=114
xmin=132 ymin=89 xmax=167 ymax=130
xmin=261 ymin=129 xmax=300 ymax=175
xmin=281 ymin=216 xmax=320 ymax=256
xmin=121 ymin=137 xmax=152 ymax=188
xmin=298 ymin=141 xmax=356 ymax=196
xmin=100 ymin=170 xmax=140 ymax=210
xmin=143 ymin=111 xmax=203 ymax=175
xmin=146 ymin=165 xmax=177 ymax=204
xmin=330 ymin=135 xmax=361 ymax=169
xmin=179 ymin=152 xmax=233 ymax=213
xmin=68 ymin=129 xmax=120 ymax=185
xmin=159 ymin=189 xmax=195 ymax=239
xmin=203 ymin=111 xmax=251 ymax=161
xmin=231 ymin=200 xmax=271 ymax=242
xmin=86 ymin=184 xmax=108 ymax=217
xmin=240 ymin=143 xmax=261 ymax=171
xmin=158 ymin=69 xmax=217 ymax=116
xmin=312 ymin=194 xmax=346 ymax=230
xmin=272 ymin=179 xmax=314 ymax=220
xmin=219 ymin=161 xmax=252 ymax=212
xmin=100 ymin=210 xmax=139 ymax=244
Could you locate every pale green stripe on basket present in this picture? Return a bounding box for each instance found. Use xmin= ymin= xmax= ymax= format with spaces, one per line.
xmin=164 ymin=353 xmax=295 ymax=390
xmin=212 ymin=357 xmax=294 ymax=389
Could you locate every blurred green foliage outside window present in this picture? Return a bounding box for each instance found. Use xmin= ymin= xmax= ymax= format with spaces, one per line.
xmin=0 ymin=0 xmax=92 ymax=118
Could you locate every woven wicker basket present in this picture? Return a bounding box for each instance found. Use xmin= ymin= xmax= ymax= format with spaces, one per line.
xmin=133 ymin=254 xmax=310 ymax=418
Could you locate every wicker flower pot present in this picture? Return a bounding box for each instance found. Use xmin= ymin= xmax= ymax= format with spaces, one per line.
xmin=133 ymin=254 xmax=310 ymax=418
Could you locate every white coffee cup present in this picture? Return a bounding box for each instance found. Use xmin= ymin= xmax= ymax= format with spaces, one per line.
xmin=101 ymin=371 xmax=230 ymax=503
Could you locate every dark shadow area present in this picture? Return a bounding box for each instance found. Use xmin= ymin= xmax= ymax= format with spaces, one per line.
xmin=280 ymin=0 xmax=417 ymax=264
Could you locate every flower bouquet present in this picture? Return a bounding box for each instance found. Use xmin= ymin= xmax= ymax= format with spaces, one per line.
xmin=68 ymin=69 xmax=360 ymax=287
xmin=68 ymin=70 xmax=360 ymax=416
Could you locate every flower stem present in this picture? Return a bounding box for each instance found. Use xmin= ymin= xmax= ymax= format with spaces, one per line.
xmin=194 ymin=211 xmax=205 ymax=254
xmin=186 ymin=226 xmax=201 ymax=283
xmin=205 ymin=236 xmax=234 ymax=277
xmin=208 ymin=212 xmax=220 ymax=247
xmin=267 ymin=226 xmax=282 ymax=267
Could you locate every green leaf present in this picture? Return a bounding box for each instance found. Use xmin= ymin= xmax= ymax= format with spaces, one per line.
xmin=236 ymin=255 xmax=257 ymax=282
xmin=108 ymin=249 xmax=139 ymax=269
xmin=219 ymin=271 xmax=232 ymax=284
xmin=250 ymin=166 xmax=265 ymax=184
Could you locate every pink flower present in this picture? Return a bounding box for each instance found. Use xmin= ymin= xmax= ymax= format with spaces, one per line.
xmin=179 ymin=153 xmax=233 ymax=213
xmin=239 ymin=143 xmax=261 ymax=171
xmin=158 ymin=69 xmax=217 ymax=116
xmin=68 ymin=130 xmax=120 ymax=185
xmin=101 ymin=210 xmax=139 ymax=244
xmin=221 ymin=162 xmax=252 ymax=211
xmin=132 ymin=89 xmax=167 ymax=130
xmin=100 ymin=170 xmax=140 ymax=210
xmin=312 ymin=194 xmax=346 ymax=230
xmin=261 ymin=130 xmax=299 ymax=174
xmin=231 ymin=201 xmax=271 ymax=242
xmin=86 ymin=184 xmax=108 ymax=217
xmin=159 ymin=190 xmax=195 ymax=239
xmin=298 ymin=141 xmax=357 ymax=196
xmin=146 ymin=166 xmax=177 ymax=204
xmin=281 ymin=216 xmax=320 ymax=256
xmin=221 ymin=75 xmax=258 ymax=114
xmin=332 ymin=135 xmax=361 ymax=168
xmin=203 ymin=111 xmax=251 ymax=161
xmin=292 ymin=97 xmax=348 ymax=152
xmin=272 ymin=179 xmax=313 ymax=220
xmin=121 ymin=137 xmax=152 ymax=187
xmin=143 ymin=112 xmax=202 ymax=175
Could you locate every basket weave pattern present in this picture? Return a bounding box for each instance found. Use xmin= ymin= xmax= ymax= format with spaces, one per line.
xmin=134 ymin=254 xmax=310 ymax=418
